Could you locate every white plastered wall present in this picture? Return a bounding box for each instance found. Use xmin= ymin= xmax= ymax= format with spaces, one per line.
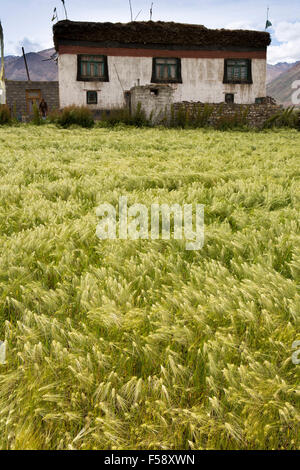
xmin=58 ymin=54 xmax=267 ymax=108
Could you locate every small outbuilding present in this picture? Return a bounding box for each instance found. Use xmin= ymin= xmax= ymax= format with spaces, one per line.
xmin=5 ymin=80 xmax=59 ymax=120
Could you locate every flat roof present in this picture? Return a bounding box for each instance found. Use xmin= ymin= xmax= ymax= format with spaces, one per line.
xmin=53 ymin=20 xmax=271 ymax=51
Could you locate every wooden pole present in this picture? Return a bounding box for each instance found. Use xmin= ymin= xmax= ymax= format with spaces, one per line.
xmin=0 ymin=20 xmax=6 ymax=105
xmin=22 ymin=47 xmax=30 ymax=81
xmin=61 ymin=0 xmax=68 ymax=20
xmin=129 ymin=0 xmax=133 ymax=22
xmin=0 ymin=21 xmax=5 ymax=81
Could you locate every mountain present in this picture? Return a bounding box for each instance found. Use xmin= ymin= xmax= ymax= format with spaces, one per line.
xmin=4 ymin=48 xmax=58 ymax=81
xmin=266 ymin=62 xmax=298 ymax=84
xmin=267 ymin=61 xmax=300 ymax=106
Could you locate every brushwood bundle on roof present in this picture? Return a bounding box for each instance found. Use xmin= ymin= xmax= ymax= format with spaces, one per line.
xmin=53 ymin=20 xmax=271 ymax=51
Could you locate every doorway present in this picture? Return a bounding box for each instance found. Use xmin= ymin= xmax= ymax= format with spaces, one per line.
xmin=26 ymin=89 xmax=41 ymax=114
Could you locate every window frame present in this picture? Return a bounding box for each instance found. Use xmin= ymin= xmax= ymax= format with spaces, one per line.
xmin=77 ymin=54 xmax=109 ymax=82
xmin=151 ymin=57 xmax=182 ymax=84
xmin=223 ymin=59 xmax=252 ymax=85
xmin=86 ymin=90 xmax=98 ymax=105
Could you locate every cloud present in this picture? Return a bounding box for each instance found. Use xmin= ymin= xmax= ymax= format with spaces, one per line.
xmin=268 ymin=22 xmax=300 ymax=64
xmin=224 ymin=21 xmax=261 ymax=31
xmin=6 ymin=37 xmax=46 ymax=56
xmin=224 ymin=20 xmax=300 ymax=64
xmin=273 ymin=22 xmax=300 ymax=42
xmin=15 ymin=37 xmax=44 ymax=54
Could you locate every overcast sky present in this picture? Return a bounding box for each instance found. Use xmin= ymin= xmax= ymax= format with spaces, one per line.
xmin=1 ymin=0 xmax=299 ymax=64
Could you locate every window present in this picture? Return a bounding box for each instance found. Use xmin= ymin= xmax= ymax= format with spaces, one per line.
xmin=223 ymin=59 xmax=252 ymax=84
xmin=150 ymin=87 xmax=159 ymax=96
xmin=151 ymin=58 xmax=182 ymax=83
xmin=77 ymin=55 xmax=109 ymax=82
xmin=225 ymin=93 xmax=234 ymax=104
xmin=255 ymin=97 xmax=266 ymax=104
xmin=87 ymin=91 xmax=98 ymax=105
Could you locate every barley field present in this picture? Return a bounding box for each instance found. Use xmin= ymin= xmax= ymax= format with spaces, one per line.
xmin=0 ymin=125 xmax=299 ymax=450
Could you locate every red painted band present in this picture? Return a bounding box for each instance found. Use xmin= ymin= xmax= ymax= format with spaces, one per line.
xmin=58 ymin=45 xmax=266 ymax=59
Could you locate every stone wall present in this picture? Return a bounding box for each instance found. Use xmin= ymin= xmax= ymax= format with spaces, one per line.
xmin=130 ymin=84 xmax=174 ymax=121
xmin=170 ymin=101 xmax=282 ymax=128
xmin=5 ymin=81 xmax=59 ymax=118
xmin=129 ymin=84 xmax=281 ymax=128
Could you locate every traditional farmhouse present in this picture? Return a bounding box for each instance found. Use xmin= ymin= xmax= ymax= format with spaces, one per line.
xmin=53 ymin=20 xmax=271 ymax=115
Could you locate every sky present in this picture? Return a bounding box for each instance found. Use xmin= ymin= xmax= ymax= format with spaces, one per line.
xmin=0 ymin=0 xmax=300 ymax=64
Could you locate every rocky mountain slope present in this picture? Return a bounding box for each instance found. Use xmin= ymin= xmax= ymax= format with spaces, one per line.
xmin=267 ymin=61 xmax=300 ymax=105
xmin=4 ymin=48 xmax=58 ymax=81
xmin=266 ymin=62 xmax=298 ymax=83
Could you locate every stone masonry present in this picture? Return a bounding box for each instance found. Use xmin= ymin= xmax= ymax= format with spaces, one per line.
xmin=130 ymin=84 xmax=175 ymax=122
xmin=129 ymin=85 xmax=281 ymax=128
xmin=171 ymin=101 xmax=282 ymax=128
xmin=5 ymin=81 xmax=59 ymax=118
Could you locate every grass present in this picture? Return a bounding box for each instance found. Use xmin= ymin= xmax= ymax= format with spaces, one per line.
xmin=0 ymin=124 xmax=299 ymax=450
